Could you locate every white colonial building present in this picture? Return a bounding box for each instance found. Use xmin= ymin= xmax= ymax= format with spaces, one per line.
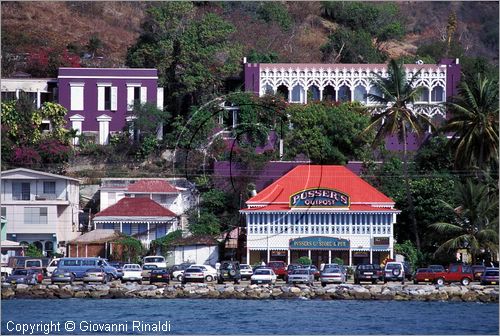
xmin=240 ymin=165 xmax=400 ymax=267
xmin=0 ymin=168 xmax=80 ymax=256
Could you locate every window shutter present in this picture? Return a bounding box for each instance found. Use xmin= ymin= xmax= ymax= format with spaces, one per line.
xmin=111 ymin=86 xmax=118 ymax=111
xmin=97 ymin=86 xmax=105 ymax=111
xmin=127 ymin=86 xmax=134 ymax=111
xmin=140 ymin=87 xmax=147 ymax=103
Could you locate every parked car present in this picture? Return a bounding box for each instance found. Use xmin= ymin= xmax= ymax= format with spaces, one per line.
xmin=217 ymin=261 xmax=241 ymax=284
xmin=51 ymin=268 xmax=75 ymax=285
xmin=354 ymin=264 xmax=381 ymax=284
xmin=170 ymin=263 xmax=194 ymax=281
xmin=267 ymin=261 xmax=287 ymax=279
xmin=8 ymin=257 xmax=50 ymax=274
xmin=403 ymin=261 xmax=413 ymax=281
xmin=83 ymin=268 xmax=109 ymax=284
xmin=250 ymin=268 xmax=277 ymax=285
xmin=413 ymin=268 xmax=436 ymax=284
xmin=480 ymin=268 xmax=499 ymax=285
xmin=429 ymin=265 xmax=445 ymax=273
xmin=413 ymin=263 xmax=474 ymax=285
xmin=284 ymin=263 xmax=301 ymax=282
xmin=142 ymin=256 xmax=167 ymax=269
xmin=6 ymin=269 xmax=42 ymax=285
xmin=182 ymin=267 xmax=205 ymax=284
xmin=121 ymin=264 xmax=143 ymax=283
xmin=108 ymin=262 xmax=125 ymax=279
xmin=149 ymin=269 xmax=170 ymax=284
xmin=288 ymin=268 xmax=315 ymax=285
xmin=239 ymin=264 xmax=253 ymax=280
xmin=384 ymin=262 xmax=405 ymax=284
xmin=299 ymin=265 xmax=320 ymax=280
xmin=141 ymin=264 xmax=158 ymax=282
xmin=187 ymin=264 xmax=217 ymax=282
xmin=471 ymin=265 xmax=487 ymax=281
xmin=57 ymin=258 xmax=119 ymax=280
xmin=320 ymin=265 xmax=346 ymax=286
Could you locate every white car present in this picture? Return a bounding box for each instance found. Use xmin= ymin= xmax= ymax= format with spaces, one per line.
xmin=172 ymin=269 xmax=185 ymax=282
xmin=143 ymin=256 xmax=167 ymax=269
xmin=240 ymin=264 xmax=253 ymax=280
xmin=46 ymin=258 xmax=60 ymax=277
xmin=250 ymin=268 xmax=277 ymax=285
xmin=122 ymin=264 xmax=143 ymax=283
xmin=187 ymin=264 xmax=217 ymax=282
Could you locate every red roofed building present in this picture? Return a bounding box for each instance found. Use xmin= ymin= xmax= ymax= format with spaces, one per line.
xmin=93 ymin=197 xmax=179 ymax=248
xmin=240 ymin=165 xmax=400 ymax=267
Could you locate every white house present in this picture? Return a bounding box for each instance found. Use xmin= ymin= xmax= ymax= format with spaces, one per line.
xmin=0 ymin=168 xmax=80 ymax=256
xmin=98 ymin=178 xmax=198 ymax=230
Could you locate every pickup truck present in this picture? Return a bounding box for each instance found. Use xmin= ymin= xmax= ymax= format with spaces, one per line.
xmin=414 ymin=264 xmax=474 ymax=286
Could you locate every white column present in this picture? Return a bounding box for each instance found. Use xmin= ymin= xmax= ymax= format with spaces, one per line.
xmin=15 ymin=89 xmax=20 ymax=100
xmin=308 ymin=250 xmax=311 ymax=259
xmin=303 ymin=87 xmax=307 ymax=104
xmin=147 ymin=222 xmax=150 ymax=247
xmin=247 ymin=248 xmax=250 ymax=265
xmin=369 ymin=214 xmax=373 ymax=264
xmin=287 ymin=250 xmax=291 ymax=265
xmin=97 ymin=114 xmax=112 ymax=145
xmin=319 ymin=89 xmax=323 ymax=101
xmin=328 ymin=250 xmax=332 ymax=264
xmin=287 ymin=87 xmax=292 ymax=102
xmin=36 ymin=90 xmax=41 ymax=109
xmin=69 ymin=114 xmax=85 ymax=146
xmin=348 ymin=249 xmax=352 ymax=266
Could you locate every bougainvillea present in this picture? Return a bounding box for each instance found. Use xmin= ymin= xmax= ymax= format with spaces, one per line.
xmin=11 ymin=146 xmax=42 ymax=167
xmin=38 ymin=138 xmax=73 ymax=163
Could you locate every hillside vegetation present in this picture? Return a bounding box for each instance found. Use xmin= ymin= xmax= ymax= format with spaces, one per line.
xmin=2 ymin=1 xmax=498 ymax=76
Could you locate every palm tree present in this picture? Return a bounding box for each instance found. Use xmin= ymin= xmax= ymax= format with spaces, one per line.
xmin=440 ymin=73 xmax=499 ymax=171
xmin=431 ymin=179 xmax=499 ymax=264
xmin=364 ymin=59 xmax=434 ymax=250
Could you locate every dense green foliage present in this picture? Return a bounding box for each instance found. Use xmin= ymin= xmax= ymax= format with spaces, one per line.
xmin=150 ymin=229 xmax=183 ymax=254
xmin=25 ymin=244 xmax=44 ymax=258
xmin=297 ymin=256 xmax=312 ymax=266
xmin=284 ymin=102 xmax=374 ymax=164
xmin=126 ymin=2 xmax=242 ymax=117
xmin=114 ymin=236 xmax=145 ymax=264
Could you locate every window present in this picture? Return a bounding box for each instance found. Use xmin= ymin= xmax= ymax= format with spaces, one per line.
xmin=1 ymin=207 xmax=6 ymax=218
xmin=24 ymin=207 xmax=48 ymax=224
xmin=431 ymin=86 xmax=444 ymax=102
xmin=104 ymin=87 xmax=111 ymax=110
xmin=98 ymin=84 xmax=117 ymax=111
xmin=13 ymin=182 xmax=30 ymax=200
xmin=122 ymin=223 xmax=132 ymax=235
xmin=70 ymin=83 xmax=84 ymax=110
xmin=103 ymin=223 xmax=114 ymax=230
xmin=138 ymin=223 xmax=148 ymax=234
xmin=134 ymin=87 xmax=141 ymax=103
xmin=43 ymin=181 xmax=56 ymax=195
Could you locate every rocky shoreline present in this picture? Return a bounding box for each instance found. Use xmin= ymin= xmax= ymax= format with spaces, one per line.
xmin=2 ymin=281 xmax=498 ymax=302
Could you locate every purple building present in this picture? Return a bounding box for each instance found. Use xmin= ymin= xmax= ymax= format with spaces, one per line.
xmin=58 ymin=68 xmax=163 ymax=145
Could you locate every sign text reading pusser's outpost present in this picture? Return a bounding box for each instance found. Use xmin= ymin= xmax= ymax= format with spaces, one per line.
xmin=290 ymin=188 xmax=350 ymax=208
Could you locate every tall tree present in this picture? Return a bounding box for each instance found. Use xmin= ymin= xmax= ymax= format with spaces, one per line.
xmin=363 ymin=59 xmax=433 ymax=250
xmin=431 ymin=179 xmax=498 ymax=264
xmin=440 ymin=74 xmax=499 ymax=171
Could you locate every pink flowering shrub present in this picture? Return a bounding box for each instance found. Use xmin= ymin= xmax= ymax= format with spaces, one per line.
xmin=12 ymin=146 xmax=42 ymax=167
xmin=38 ymin=138 xmax=73 ymax=163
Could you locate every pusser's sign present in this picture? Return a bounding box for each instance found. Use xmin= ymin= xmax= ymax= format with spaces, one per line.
xmin=290 ymin=188 xmax=350 ymax=208
xmin=289 ymin=237 xmax=350 ymax=250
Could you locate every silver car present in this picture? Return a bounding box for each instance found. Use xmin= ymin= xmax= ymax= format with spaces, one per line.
xmin=83 ymin=268 xmax=108 ymax=284
xmin=181 ymin=267 xmax=205 ymax=284
xmin=287 ymin=269 xmax=315 ymax=285
xmin=320 ymin=265 xmax=346 ymax=286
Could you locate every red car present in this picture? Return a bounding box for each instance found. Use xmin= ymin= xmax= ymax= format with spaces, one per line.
xmin=267 ymin=261 xmax=287 ymax=279
xmin=413 ymin=268 xmax=436 ymax=284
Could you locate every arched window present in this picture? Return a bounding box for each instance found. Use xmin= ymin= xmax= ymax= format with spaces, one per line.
xmin=354 ymin=85 xmax=367 ymax=103
xmin=308 ymin=85 xmax=320 ymax=101
xmin=417 ymin=88 xmax=430 ymax=102
xmin=323 ymin=85 xmax=335 ymax=101
xmin=291 ymin=84 xmax=305 ymax=103
xmin=33 ymin=241 xmax=43 ymax=251
xmin=44 ymin=241 xmax=53 ymax=252
xmin=277 ymin=85 xmax=289 ymax=101
xmin=263 ymin=84 xmax=274 ymax=95
xmin=431 ymin=86 xmax=444 ymax=102
xmin=338 ymin=85 xmax=351 ymax=102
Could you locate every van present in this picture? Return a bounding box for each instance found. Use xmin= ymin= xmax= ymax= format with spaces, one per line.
xmin=46 ymin=258 xmax=60 ymax=277
xmin=143 ymin=256 xmax=167 ymax=269
xmin=57 ymin=258 xmax=118 ymax=280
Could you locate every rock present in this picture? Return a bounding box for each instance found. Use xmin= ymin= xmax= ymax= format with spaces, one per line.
xmin=74 ymin=291 xmax=90 ymax=298
xmin=461 ymin=291 xmax=478 ymax=302
xmin=1 ymin=288 xmax=15 ymax=299
xmin=290 ymin=287 xmax=301 ymax=294
xmin=16 ymin=284 xmax=29 ymax=290
xmin=195 ymin=288 xmax=210 ymax=295
xmin=2 ymin=282 xmax=12 ymax=288
xmin=351 ymin=286 xmax=371 ymax=300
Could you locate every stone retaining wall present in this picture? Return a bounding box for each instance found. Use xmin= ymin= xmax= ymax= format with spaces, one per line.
xmin=2 ymin=282 xmax=498 ymax=302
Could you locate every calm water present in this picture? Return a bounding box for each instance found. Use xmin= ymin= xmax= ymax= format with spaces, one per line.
xmin=1 ymin=299 xmax=498 ymax=335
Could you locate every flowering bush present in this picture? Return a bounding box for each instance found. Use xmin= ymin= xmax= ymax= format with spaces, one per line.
xmin=11 ymin=146 xmax=42 ymax=167
xmin=38 ymin=138 xmax=73 ymax=163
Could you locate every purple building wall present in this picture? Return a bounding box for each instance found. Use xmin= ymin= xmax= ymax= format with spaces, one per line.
xmin=58 ymin=68 xmax=159 ymax=132
xmin=438 ymin=58 xmax=462 ymax=99
xmin=244 ymin=63 xmax=260 ymax=95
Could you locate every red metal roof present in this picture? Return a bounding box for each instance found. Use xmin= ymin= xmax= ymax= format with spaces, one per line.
xmin=127 ymin=180 xmax=178 ymax=193
xmin=246 ymin=165 xmax=394 ymax=206
xmin=94 ymin=197 xmax=176 ymax=217
xmin=241 ymin=204 xmax=398 ymax=212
